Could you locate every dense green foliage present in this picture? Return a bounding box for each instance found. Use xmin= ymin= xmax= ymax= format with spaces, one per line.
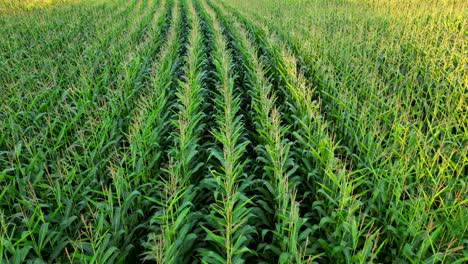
xmin=0 ymin=0 xmax=466 ymax=262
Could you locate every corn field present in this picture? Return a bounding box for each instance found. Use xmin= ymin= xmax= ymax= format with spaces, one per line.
xmin=0 ymin=0 xmax=467 ymax=263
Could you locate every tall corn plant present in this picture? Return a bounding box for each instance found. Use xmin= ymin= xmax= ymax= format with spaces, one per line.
xmin=208 ymin=4 xmax=314 ymax=262
xmin=192 ymin=0 xmax=255 ymax=262
xmin=127 ymin=0 xmax=187 ymax=262
xmin=94 ymin=0 xmax=174 ymax=262
xmin=141 ymin=0 xmax=206 ymax=262
xmin=126 ymin=0 xmax=175 ymax=185
xmin=232 ymin=24 xmax=313 ymax=264
xmin=104 ymin=0 xmax=178 ymax=262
